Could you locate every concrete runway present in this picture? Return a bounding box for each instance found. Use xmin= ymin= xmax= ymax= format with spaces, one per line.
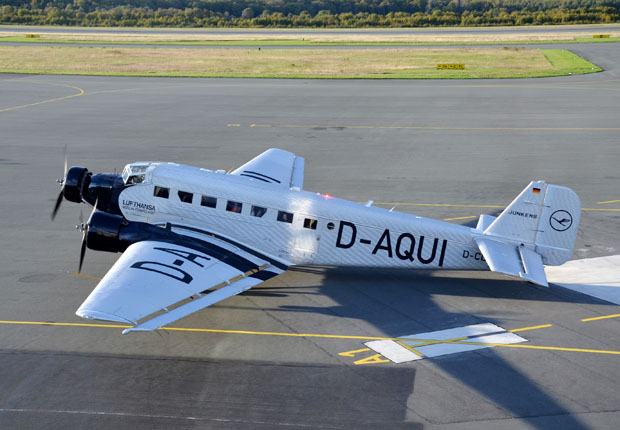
xmin=1 ymin=42 xmax=619 ymax=429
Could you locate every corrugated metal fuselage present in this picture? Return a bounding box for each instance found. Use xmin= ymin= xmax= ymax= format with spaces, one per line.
xmin=118 ymin=163 xmax=488 ymax=271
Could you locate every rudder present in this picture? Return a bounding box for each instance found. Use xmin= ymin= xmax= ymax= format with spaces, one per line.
xmin=483 ymin=181 xmax=580 ymax=266
xmin=536 ymin=184 xmax=581 ymax=265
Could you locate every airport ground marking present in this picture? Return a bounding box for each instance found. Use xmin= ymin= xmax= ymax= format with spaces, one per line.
xmin=3 ymin=319 xmax=617 ymax=357
xmin=372 ymin=203 xmax=619 ymax=212
xmin=395 ymin=341 xmax=425 ymax=357
xmin=374 ymin=202 xmax=506 ymax=209
xmin=509 ymin=324 xmax=553 ymax=332
xmin=338 ymin=348 xmax=370 ymax=357
xmin=581 ymin=314 xmax=620 ymax=322
xmin=0 ymin=319 xmax=545 ymax=343
xmin=582 ymin=208 xmax=620 ymax=212
xmin=354 ymin=354 xmax=391 ymax=365
xmin=66 ymin=271 xmax=101 ymax=281
xmin=597 ymin=200 xmax=620 ymax=204
xmin=0 ymin=320 xmax=130 ymax=329
xmin=443 ymin=215 xmax=477 ymax=221
xmin=0 ymin=81 xmax=84 ymax=113
xmin=452 ymin=341 xmax=620 ymax=356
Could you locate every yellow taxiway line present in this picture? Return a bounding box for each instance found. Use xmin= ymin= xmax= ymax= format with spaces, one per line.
xmin=0 ymin=81 xmax=84 ymax=113
xmin=66 ymin=271 xmax=101 ymax=281
xmin=1 ymin=319 xmax=618 ymax=356
xmin=509 ymin=324 xmax=553 ymax=332
xmin=372 ymin=202 xmax=620 ymax=212
xmin=581 ymin=314 xmax=620 ymax=322
xmin=443 ymin=215 xmax=477 ymax=221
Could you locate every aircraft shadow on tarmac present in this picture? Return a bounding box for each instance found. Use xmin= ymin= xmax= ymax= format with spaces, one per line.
xmin=255 ymin=266 xmax=600 ymax=428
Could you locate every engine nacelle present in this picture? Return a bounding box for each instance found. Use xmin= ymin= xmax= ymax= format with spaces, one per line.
xmin=85 ymin=213 xmax=172 ymax=254
xmin=86 ymin=212 xmax=123 ymax=253
xmin=63 ymin=166 xmax=90 ymax=203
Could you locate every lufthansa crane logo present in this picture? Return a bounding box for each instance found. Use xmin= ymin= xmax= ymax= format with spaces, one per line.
xmin=549 ymin=210 xmax=573 ymax=232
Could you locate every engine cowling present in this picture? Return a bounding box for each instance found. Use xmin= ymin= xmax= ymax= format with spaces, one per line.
xmin=63 ymin=166 xmax=90 ymax=203
xmin=86 ymin=212 xmax=124 ymax=253
xmin=84 ymin=213 xmax=172 ymax=254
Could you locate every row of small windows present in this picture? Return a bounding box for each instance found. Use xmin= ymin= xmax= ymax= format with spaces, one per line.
xmin=153 ymin=186 xmax=316 ymax=230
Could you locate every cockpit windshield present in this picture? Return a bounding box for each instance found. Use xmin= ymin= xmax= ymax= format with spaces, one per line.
xmin=122 ymin=163 xmax=152 ymax=185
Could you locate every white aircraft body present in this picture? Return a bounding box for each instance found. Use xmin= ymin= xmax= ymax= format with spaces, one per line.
xmin=51 ymin=149 xmax=581 ymax=334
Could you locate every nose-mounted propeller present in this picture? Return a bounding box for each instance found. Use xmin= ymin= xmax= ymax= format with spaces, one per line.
xmin=51 ymin=148 xmax=90 ymax=220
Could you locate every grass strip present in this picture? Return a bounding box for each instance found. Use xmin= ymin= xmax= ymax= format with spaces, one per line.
xmin=542 ymin=49 xmax=603 ymax=75
xmin=1 ymin=35 xmax=620 ymax=46
xmin=0 ymin=46 xmax=602 ymax=79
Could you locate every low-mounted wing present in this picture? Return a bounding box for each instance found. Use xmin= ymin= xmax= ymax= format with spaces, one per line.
xmin=231 ymin=148 xmax=305 ymax=189
xmin=76 ymin=235 xmax=287 ymax=334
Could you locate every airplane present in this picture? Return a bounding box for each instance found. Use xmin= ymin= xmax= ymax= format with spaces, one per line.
xmin=51 ymin=148 xmax=581 ymax=334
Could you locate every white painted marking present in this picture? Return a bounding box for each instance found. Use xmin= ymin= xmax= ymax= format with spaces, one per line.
xmin=365 ymin=323 xmax=527 ymax=363
xmin=406 ymin=323 xmax=502 ymax=340
xmin=365 ymin=340 xmax=422 ymax=363
xmin=546 ymin=255 xmax=620 ymax=305
xmin=415 ymin=331 xmax=526 ymax=358
xmin=417 ymin=342 xmax=489 ymax=357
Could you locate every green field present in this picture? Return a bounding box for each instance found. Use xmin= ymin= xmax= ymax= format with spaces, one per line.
xmin=1 ymin=35 xmax=620 ymax=46
xmin=0 ymin=46 xmax=602 ymax=79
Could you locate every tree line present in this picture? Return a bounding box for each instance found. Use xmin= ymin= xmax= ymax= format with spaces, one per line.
xmin=1 ymin=0 xmax=618 ymax=27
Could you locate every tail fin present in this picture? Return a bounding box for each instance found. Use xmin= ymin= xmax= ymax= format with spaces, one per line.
xmin=474 ymin=181 xmax=581 ymax=286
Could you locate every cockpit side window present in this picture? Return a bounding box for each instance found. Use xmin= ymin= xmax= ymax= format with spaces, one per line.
xmin=122 ymin=166 xmax=130 ymax=183
xmin=127 ymin=175 xmax=145 ymax=184
xmin=123 ymin=164 xmax=150 ymax=185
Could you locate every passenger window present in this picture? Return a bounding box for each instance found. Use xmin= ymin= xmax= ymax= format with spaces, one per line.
xmin=277 ymin=211 xmax=293 ymax=224
xmin=226 ymin=200 xmax=243 ymax=213
xmin=304 ymin=218 xmax=317 ymax=230
xmin=251 ymin=205 xmax=267 ymax=217
xmin=153 ymin=186 xmax=169 ymax=198
xmin=201 ymin=195 xmax=217 ymax=208
xmin=178 ymin=191 xmax=193 ymax=203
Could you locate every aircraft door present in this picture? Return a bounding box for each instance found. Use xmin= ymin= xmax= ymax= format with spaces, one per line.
xmin=292 ymin=217 xmax=320 ymax=262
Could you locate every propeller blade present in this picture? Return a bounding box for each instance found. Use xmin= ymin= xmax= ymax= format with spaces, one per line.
xmin=51 ymin=145 xmax=69 ymax=222
xmin=79 ymin=198 xmax=97 ymax=273
xmin=78 ymin=231 xmax=87 ymax=273
xmin=63 ymin=145 xmax=68 ymax=177
xmin=51 ymin=189 xmax=64 ymax=220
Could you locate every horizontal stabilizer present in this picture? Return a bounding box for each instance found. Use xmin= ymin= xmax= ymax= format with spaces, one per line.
xmin=476 ymin=238 xmax=548 ymax=287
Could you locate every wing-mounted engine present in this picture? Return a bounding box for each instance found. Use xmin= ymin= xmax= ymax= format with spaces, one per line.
xmin=78 ymin=210 xmax=164 ymax=270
